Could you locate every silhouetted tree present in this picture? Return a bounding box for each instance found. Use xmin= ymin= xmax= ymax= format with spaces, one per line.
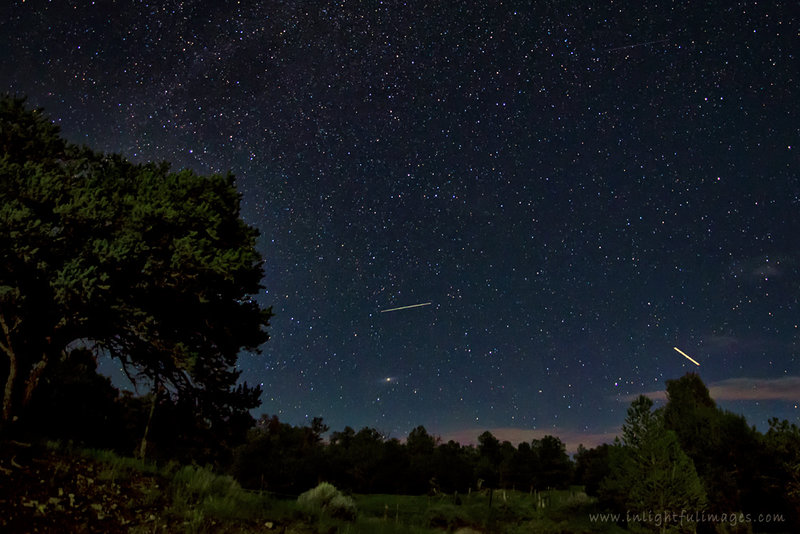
xmin=498 ymin=440 xmax=518 ymax=488
xmin=329 ymin=426 xmax=356 ymax=448
xmin=476 ymin=430 xmax=501 ymax=488
xmin=534 ymin=435 xmax=573 ymax=490
xmin=663 ymin=373 xmax=769 ymax=519
xmin=434 ymin=440 xmax=475 ymax=493
xmin=0 ymin=96 xmax=271 ymax=439
xmin=376 ymin=438 xmax=409 ymax=493
xmin=348 ymin=427 xmax=394 ymax=492
xmin=322 ymin=426 xmax=408 ymax=493
xmin=762 ymin=418 xmax=800 ymax=528
xmin=232 ymin=415 xmax=327 ymax=494
xmin=323 ymin=426 xmax=354 ymax=486
xmin=601 ymin=395 xmax=706 ymax=533
xmin=510 ymin=441 xmax=538 ymax=491
xmin=573 ymin=443 xmax=611 ymax=496
xmin=662 ymin=374 xmax=719 ymax=475
xmin=406 ymin=426 xmax=438 ymax=493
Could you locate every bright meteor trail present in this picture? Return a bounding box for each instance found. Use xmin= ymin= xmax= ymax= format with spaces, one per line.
xmin=380 ymin=302 xmax=432 ymax=313
xmin=674 ymin=347 xmax=701 ymax=366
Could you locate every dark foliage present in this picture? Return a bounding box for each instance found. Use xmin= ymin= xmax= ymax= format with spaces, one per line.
xmin=663 ymin=373 xmax=798 ymax=528
xmin=534 ymin=434 xmax=574 ymax=489
xmin=599 ymin=395 xmax=707 ymax=528
xmin=573 ymin=443 xmax=611 ymax=496
xmin=1 ymin=96 xmax=271 ymax=447
xmin=231 ymin=417 xmax=575 ymax=497
xmin=762 ymin=418 xmax=800 ymax=527
xmin=231 ymin=414 xmax=328 ymax=495
xmin=324 ymin=426 xmax=406 ymax=494
xmin=17 ymin=348 xmax=128 ymax=449
xmin=592 ymin=376 xmax=800 ymax=532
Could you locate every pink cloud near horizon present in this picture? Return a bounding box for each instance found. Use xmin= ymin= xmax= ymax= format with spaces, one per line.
xmin=621 ymin=375 xmax=800 ymax=403
xmin=440 ymin=426 xmax=620 ymax=454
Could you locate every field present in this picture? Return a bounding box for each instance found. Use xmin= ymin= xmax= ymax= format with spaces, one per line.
xmin=352 ymin=490 xmax=627 ymax=533
xmin=0 ymin=440 xmax=627 ymax=533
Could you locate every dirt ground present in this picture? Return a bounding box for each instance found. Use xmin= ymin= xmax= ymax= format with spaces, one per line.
xmin=0 ymin=440 xmax=171 ymax=533
xmin=0 ymin=440 xmax=297 ymax=533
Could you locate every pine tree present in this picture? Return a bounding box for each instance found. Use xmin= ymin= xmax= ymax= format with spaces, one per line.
xmin=602 ymin=395 xmax=706 ymax=533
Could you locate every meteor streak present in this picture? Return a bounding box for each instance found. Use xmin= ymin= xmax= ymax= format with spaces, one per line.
xmin=674 ymin=347 xmax=700 ymax=366
xmin=605 ymin=38 xmax=669 ymax=52
xmin=380 ymin=302 xmax=432 ymax=313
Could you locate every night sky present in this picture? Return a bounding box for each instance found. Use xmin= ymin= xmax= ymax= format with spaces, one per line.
xmin=2 ymin=1 xmax=798 ymax=450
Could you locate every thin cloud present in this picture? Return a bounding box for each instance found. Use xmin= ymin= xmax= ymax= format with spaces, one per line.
xmin=708 ymin=376 xmax=800 ymax=401
xmin=703 ymin=334 xmax=784 ymax=355
xmin=620 ymin=390 xmax=667 ymax=402
xmin=620 ymin=376 xmax=800 ymax=403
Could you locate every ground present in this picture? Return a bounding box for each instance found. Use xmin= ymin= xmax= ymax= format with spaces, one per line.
xmin=0 ymin=440 xmax=625 ymax=534
xmin=0 ymin=440 xmax=290 ymax=533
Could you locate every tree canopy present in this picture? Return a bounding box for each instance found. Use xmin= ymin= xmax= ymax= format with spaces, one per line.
xmin=0 ymin=96 xmax=272 ymax=430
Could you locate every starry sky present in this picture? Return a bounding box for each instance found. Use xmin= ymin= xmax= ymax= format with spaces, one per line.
xmin=2 ymin=0 xmax=798 ymax=450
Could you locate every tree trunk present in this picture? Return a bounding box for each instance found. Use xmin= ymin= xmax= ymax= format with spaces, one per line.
xmin=138 ymin=381 xmax=160 ymax=460
xmin=22 ymin=353 xmax=49 ymax=409
xmin=2 ymin=348 xmax=16 ymax=423
xmin=0 ymin=313 xmax=18 ymax=423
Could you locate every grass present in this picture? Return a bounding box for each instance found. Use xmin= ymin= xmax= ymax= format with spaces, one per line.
xmin=39 ymin=441 xmax=628 ymax=533
xmin=44 ymin=440 xmax=291 ymax=531
xmin=47 ymin=440 xmax=164 ymax=479
xmin=354 ymin=488 xmax=629 ymax=533
xmin=326 ymin=518 xmax=436 ymax=534
xmin=168 ymin=465 xmax=260 ymax=521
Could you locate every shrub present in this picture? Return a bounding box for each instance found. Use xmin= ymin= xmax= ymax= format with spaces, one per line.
xmin=169 ymin=465 xmax=266 ymax=522
xmin=298 ymin=482 xmax=339 ymax=512
xmin=172 ymin=465 xmax=240 ymax=499
xmin=297 ymin=482 xmax=357 ymax=521
xmin=327 ymin=493 xmax=357 ymax=521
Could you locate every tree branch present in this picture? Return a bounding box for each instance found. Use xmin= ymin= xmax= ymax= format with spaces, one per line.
xmin=0 ymin=311 xmax=20 ymax=357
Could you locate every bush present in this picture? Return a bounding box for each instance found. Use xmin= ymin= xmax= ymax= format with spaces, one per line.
xmin=172 ymin=465 xmax=240 ymax=500
xmin=327 ymin=493 xmax=357 ymax=521
xmin=298 ymin=482 xmax=338 ymax=511
xmin=168 ymin=464 xmax=269 ymax=523
xmin=297 ymin=482 xmax=357 ymax=521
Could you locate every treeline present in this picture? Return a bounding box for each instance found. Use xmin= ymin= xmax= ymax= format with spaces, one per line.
xmin=231 ymin=416 xmax=573 ymax=496
xmin=18 ymin=350 xmax=800 ymax=529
